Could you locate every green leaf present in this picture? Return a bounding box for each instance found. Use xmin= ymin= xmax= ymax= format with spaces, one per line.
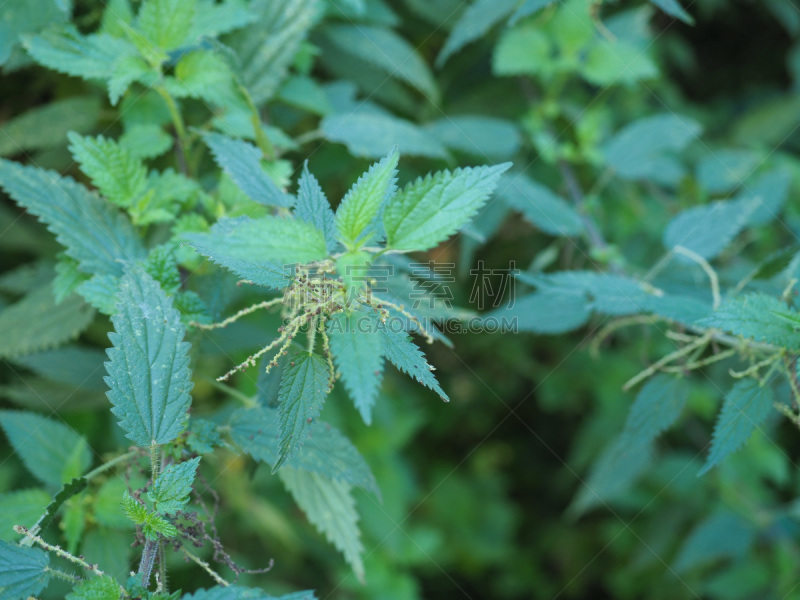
xmin=29 ymin=477 xmax=88 ymax=536
xmin=121 ymin=491 xmax=148 ymax=525
xmin=498 ymin=173 xmax=584 ymax=236
xmin=229 ymin=407 xmax=378 ymax=494
xmin=278 ymin=468 xmax=365 ymax=583
xmin=0 ymin=540 xmax=50 ymax=600
xmin=649 ymin=0 xmax=694 ymax=25
xmin=0 ymin=410 xmax=91 ymax=487
xmin=80 ymin=529 xmax=132 ymax=584
xmin=335 ymin=148 xmax=398 ymax=250
xmin=603 ymin=114 xmax=701 ymax=184
xmin=383 ymin=163 xmax=511 ymax=251
xmin=698 ymin=293 xmax=800 ymax=350
xmin=143 ymin=512 xmax=178 ymax=540
xmin=0 ymin=97 xmax=100 ymax=158
xmin=0 ymin=160 xmax=146 ymax=277
xmin=24 ymin=25 xmax=136 ymax=81
xmin=436 ymin=0 xmax=519 ymax=67
xmin=0 ymin=489 xmax=51 ymax=541
xmin=492 ymin=290 xmax=590 ymax=334
xmin=137 ymin=0 xmax=196 ymax=51
xmin=295 ymin=163 xmax=338 ymax=253
xmin=623 ymin=375 xmax=688 ymax=446
xmin=105 ymin=268 xmax=193 ymax=447
xmin=321 ymin=110 xmax=449 ymax=159
xmin=229 ymin=0 xmax=318 ymax=104
xmin=0 ymin=284 xmax=95 ymax=358
xmin=119 ymin=124 xmax=172 ymax=160
xmin=187 ymin=0 xmax=256 ymax=40
xmin=147 ymin=457 xmax=201 ymax=515
xmin=322 ymin=24 xmax=438 ymax=100
xmin=93 ymin=478 xmax=133 ymax=529
xmin=182 ymin=586 xmax=317 ymax=599
xmin=0 ymin=0 xmax=67 ymax=65
xmin=382 ymin=329 xmax=448 ymax=401
xmin=186 ymin=215 xmax=327 ymax=282
xmin=699 ymin=379 xmax=775 ymax=475
xmin=642 ymin=294 xmax=711 ymax=327
xmin=68 ymin=133 xmax=148 ymax=208
xmin=203 ymin=132 xmax=292 ymax=208
xmin=509 ymin=0 xmax=557 ymax=24
xmin=492 ymin=24 xmax=550 ymax=77
xmin=673 ymin=512 xmax=755 ymax=573
xmin=696 ymin=149 xmax=760 ymax=194
xmin=66 ymin=575 xmax=120 ymax=600
xmin=328 ymin=313 xmax=384 ymax=425
xmin=275 ymin=353 xmax=330 ymax=472
xmin=424 ymin=116 xmax=521 ymax=161
xmin=169 ymin=50 xmax=239 ymax=106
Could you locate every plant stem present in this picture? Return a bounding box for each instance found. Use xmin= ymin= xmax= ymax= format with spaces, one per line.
xmin=84 ymin=449 xmax=140 ymax=480
xmin=182 ymin=549 xmax=231 ymax=587
xmin=45 ymin=567 xmax=81 ymax=583
xmin=155 ymin=85 xmax=190 ymax=175
xmin=14 ymin=526 xmax=109 ymax=579
xmin=138 ymin=539 xmax=158 ymax=588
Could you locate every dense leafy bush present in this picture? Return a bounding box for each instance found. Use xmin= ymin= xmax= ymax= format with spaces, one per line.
xmin=2 ymin=0 xmax=800 ymax=598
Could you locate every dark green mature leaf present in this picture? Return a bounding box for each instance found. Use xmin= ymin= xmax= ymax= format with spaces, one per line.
xmin=603 ymin=114 xmax=701 ymax=183
xmin=105 ymin=268 xmax=193 ymax=447
xmin=623 ymin=375 xmax=688 ymax=445
xmin=203 ymin=133 xmax=292 ymax=207
xmin=328 ymin=313 xmax=384 ymax=425
xmin=30 ymin=477 xmax=89 ymax=535
xmin=68 ymin=133 xmax=148 ymax=208
xmin=0 ymin=540 xmax=50 ymax=600
xmin=699 ymin=379 xmax=775 ymax=475
xmin=279 ymin=468 xmax=365 ymax=583
xmin=382 ymin=329 xmax=448 ymax=400
xmin=0 ymin=160 xmax=146 ymax=276
xmin=642 ymin=294 xmax=712 ymax=327
xmin=0 ymin=97 xmax=100 ymax=157
xmin=0 ymin=284 xmax=95 ymax=358
xmin=495 ymin=290 xmax=590 ymax=334
xmin=0 ymin=410 xmax=91 ymax=487
xmin=295 ymin=163 xmax=338 ymax=253
xmin=673 ymin=511 xmax=756 ymax=573
xmin=698 ymin=293 xmax=800 ymax=349
xmin=509 ymin=0 xmax=557 ymax=24
xmin=186 ymin=215 xmax=328 ymax=272
xmin=436 ymin=0 xmax=519 ymax=67
xmin=0 ymin=0 xmax=66 ymax=65
xmin=696 ymin=149 xmax=760 ymax=194
xmin=148 ymin=457 xmax=201 ymax=515
xmin=228 ymin=407 xmax=378 ymax=494
xmin=649 ymin=0 xmax=694 ymax=25
xmin=182 ymin=585 xmax=316 ymax=599
xmin=384 ymin=163 xmax=511 ymax=251
xmin=425 ymin=116 xmax=522 ymax=161
xmin=322 ymin=24 xmax=438 ymax=100
xmin=335 ymin=148 xmax=398 ymax=250
xmin=0 ymin=489 xmax=50 ymax=541
xmin=275 ymin=353 xmax=330 ymax=472
xmin=321 ymin=111 xmax=449 ymax=159
xmin=498 ymin=173 xmax=584 ymax=237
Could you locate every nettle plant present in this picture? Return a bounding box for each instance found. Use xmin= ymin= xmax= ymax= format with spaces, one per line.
xmin=0 ymin=110 xmax=510 ymax=600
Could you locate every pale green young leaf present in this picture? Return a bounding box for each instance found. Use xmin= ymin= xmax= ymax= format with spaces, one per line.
xmin=322 ymin=24 xmax=438 ymax=101
xmin=147 ymin=457 xmax=201 ymax=515
xmin=295 ymin=163 xmax=338 ymax=253
xmin=0 ymin=284 xmax=95 ymax=358
xmin=0 ymin=97 xmax=100 ymax=158
xmin=186 ymin=216 xmax=327 ymax=284
xmin=100 ymin=0 xmax=135 ymax=37
xmin=698 ymin=293 xmax=800 ymax=349
xmin=623 ymin=375 xmax=688 ymax=446
xmin=275 ymin=353 xmax=330 ymax=472
xmin=321 ymin=110 xmax=449 ymax=159
xmin=335 ymin=148 xmax=398 ymax=250
xmin=229 ymin=0 xmax=319 ymax=104
xmin=24 ymin=26 xmax=137 ymax=81
xmin=436 ymin=0 xmax=519 ymax=67
xmin=121 ymin=490 xmax=148 ymax=524
xmin=0 ymin=489 xmax=51 ymax=541
xmin=229 ymin=407 xmax=379 ymax=494
xmin=65 ymin=575 xmax=120 ymax=600
xmin=107 ymin=54 xmax=154 ymax=106
xmin=105 ymin=268 xmax=193 ymax=447
xmin=68 ymin=133 xmax=148 ymax=208
xmin=424 ymin=116 xmax=522 ymax=161
xmin=382 ymin=329 xmax=448 ymax=401
xmin=328 ymin=313 xmax=384 ymax=425
xmin=143 ymin=511 xmax=178 ymax=540
xmin=0 ymin=410 xmax=91 ymax=487
xmin=491 ymin=290 xmax=590 ymax=334
xmin=187 ymin=0 xmax=256 ymax=40
xmin=278 ymin=468 xmax=365 ymax=583
xmin=0 ymin=160 xmax=146 ymax=276
xmin=203 ymin=132 xmax=292 ymax=207
xmin=649 ymin=0 xmax=694 ymax=25
xmin=498 ymin=173 xmax=584 ymax=237
xmin=699 ymin=379 xmax=775 ymax=475
xmin=0 ymin=540 xmax=50 ymax=600
xmin=603 ymin=114 xmax=701 ymax=184
xmin=383 ymin=163 xmax=512 ymax=251
xmin=169 ymin=50 xmax=239 ymax=107
xmin=119 ymin=124 xmax=172 ymax=160
xmin=137 ymin=0 xmax=196 ymax=51
xmin=493 ymin=25 xmax=551 ymax=77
